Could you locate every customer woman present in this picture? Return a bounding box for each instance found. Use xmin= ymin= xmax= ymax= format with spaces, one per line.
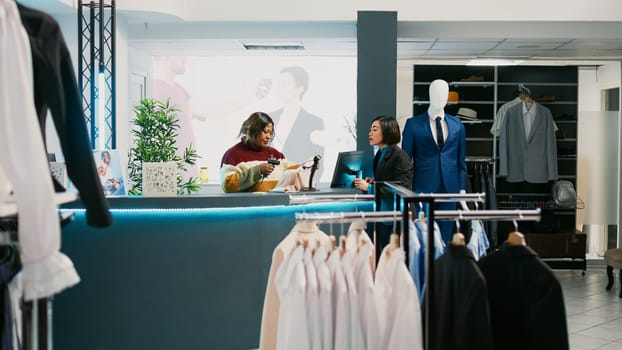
xmin=353 ymin=116 xmax=413 ymax=255
xmin=220 ymin=112 xmax=298 ymax=192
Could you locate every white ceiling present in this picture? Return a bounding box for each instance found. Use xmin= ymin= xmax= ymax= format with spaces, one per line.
xmin=128 ymin=21 xmax=622 ymax=65
xmin=17 ymin=0 xmax=622 ymax=63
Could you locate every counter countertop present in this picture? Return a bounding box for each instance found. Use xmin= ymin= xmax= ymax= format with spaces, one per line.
xmin=61 ymin=184 xmax=364 ymax=209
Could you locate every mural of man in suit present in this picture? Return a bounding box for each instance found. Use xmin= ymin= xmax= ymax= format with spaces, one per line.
xmin=402 ymin=79 xmax=467 ymax=243
xmin=270 ymin=66 xmax=324 ymax=180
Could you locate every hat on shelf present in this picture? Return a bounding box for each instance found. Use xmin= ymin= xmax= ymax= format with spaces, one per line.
xmin=456 ymin=107 xmax=478 ymax=120
xmin=460 ymin=74 xmax=485 ymax=82
xmin=447 ymin=91 xmax=460 ymax=103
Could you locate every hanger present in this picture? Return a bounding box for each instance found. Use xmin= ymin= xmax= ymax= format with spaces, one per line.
xmin=387 ymin=233 xmax=400 ymax=258
xmin=450 ymin=210 xmax=466 ymax=245
xmin=417 ymin=202 xmax=426 ymax=222
xmin=507 ymin=219 xmax=526 ymax=246
xmin=451 ymin=233 xmax=466 ymax=246
xmin=312 ymin=239 xmax=321 ymax=256
xmin=391 ymin=197 xmax=398 ymax=234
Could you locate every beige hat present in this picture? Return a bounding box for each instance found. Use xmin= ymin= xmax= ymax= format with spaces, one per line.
xmin=457 ymin=107 xmax=478 ymax=120
xmin=605 ymin=248 xmax=622 ymax=269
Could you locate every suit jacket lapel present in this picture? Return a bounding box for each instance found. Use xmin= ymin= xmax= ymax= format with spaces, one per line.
xmin=444 ymin=114 xmax=454 ymax=147
xmin=422 ymin=113 xmax=438 ymax=149
xmin=515 ymin=105 xmax=528 ymax=143
xmin=526 ymin=104 xmax=540 ymax=144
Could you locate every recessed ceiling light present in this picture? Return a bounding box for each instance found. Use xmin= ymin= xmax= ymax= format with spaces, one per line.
xmin=467 ymin=59 xmax=524 ymax=66
xmin=241 ymin=41 xmax=305 ymax=51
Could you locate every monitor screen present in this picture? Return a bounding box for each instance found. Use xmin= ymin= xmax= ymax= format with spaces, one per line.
xmin=330 ymin=151 xmax=364 ymax=188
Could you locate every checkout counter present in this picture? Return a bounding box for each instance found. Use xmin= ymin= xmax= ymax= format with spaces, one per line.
xmin=55 ymin=185 xmax=373 ymax=350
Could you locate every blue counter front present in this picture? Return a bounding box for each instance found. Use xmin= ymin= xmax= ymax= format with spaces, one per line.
xmin=55 ymin=191 xmax=372 ymax=350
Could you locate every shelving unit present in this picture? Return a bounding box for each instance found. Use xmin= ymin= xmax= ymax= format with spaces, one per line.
xmin=412 ymin=64 xmax=585 ymax=271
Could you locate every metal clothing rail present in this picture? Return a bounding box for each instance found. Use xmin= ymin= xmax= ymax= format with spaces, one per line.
xmin=465 ymin=156 xmax=497 ymax=163
xmin=377 ymin=182 xmax=541 ymax=350
xmin=295 ymin=210 xmax=402 ymax=224
xmin=377 ymin=181 xmax=487 ymax=265
xmin=289 ymin=193 xmax=374 ymax=205
xmin=435 ymin=208 xmax=541 ymax=221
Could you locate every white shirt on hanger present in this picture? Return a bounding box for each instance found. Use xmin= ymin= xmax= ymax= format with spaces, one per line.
xmin=376 ymin=246 xmax=423 ymax=350
xmin=313 ymin=246 xmax=333 ymax=350
xmin=260 ymin=222 xmax=328 ymax=350
xmin=491 ymin=97 xmax=522 ymax=137
xmin=304 ymin=247 xmax=321 ymax=350
xmin=327 ymin=249 xmax=349 ymax=350
xmin=0 ymin=0 xmax=79 ymax=301
xmin=275 ymin=245 xmax=310 ymax=350
xmin=354 ymin=242 xmax=382 ymax=350
xmin=342 ymin=250 xmax=366 ymax=350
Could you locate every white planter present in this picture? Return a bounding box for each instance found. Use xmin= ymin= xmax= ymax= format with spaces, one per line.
xmin=49 ymin=162 xmax=67 ymax=188
xmin=142 ymin=161 xmax=178 ymax=197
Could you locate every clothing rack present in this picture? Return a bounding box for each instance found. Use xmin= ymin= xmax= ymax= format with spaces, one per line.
xmin=0 ymin=194 xmax=76 ymax=350
xmin=375 ymin=181 xmax=487 ymax=265
xmin=435 ymin=209 xmax=541 ymax=221
xmin=295 ymin=210 xmax=404 ymax=224
xmin=289 ymin=193 xmax=374 ymax=205
xmin=465 ymin=156 xmax=496 ymax=163
xmin=378 ymin=181 xmax=541 ymax=350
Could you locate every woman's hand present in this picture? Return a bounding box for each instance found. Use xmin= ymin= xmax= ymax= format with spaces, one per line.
xmin=259 ymin=162 xmax=275 ymax=176
xmin=353 ymin=178 xmax=369 ymax=192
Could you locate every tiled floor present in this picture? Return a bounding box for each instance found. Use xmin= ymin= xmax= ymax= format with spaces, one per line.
xmin=556 ymin=263 xmax=622 ymax=350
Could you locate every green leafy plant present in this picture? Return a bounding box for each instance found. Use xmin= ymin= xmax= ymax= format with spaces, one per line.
xmin=127 ymin=98 xmax=200 ymax=195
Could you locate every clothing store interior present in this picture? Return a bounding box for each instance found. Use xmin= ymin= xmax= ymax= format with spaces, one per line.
xmin=2 ymin=0 xmax=622 ymax=349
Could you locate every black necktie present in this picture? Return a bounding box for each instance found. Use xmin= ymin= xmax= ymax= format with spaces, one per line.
xmin=435 ymin=117 xmax=444 ymax=147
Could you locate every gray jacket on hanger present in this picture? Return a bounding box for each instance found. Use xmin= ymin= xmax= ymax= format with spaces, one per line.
xmin=498 ymin=102 xmax=558 ymax=183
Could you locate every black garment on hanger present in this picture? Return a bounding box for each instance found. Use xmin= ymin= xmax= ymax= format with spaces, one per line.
xmin=0 ymin=245 xmax=20 ymax=350
xmin=17 ymin=4 xmax=112 ymax=227
xmin=483 ymin=165 xmax=498 ymax=248
xmin=478 ymin=243 xmax=569 ymax=350
xmin=472 ymin=164 xmax=482 ymax=193
xmin=426 ymin=245 xmax=494 ymax=350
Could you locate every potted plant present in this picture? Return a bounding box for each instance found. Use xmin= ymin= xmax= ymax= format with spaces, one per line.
xmin=127 ymin=98 xmax=200 ymax=195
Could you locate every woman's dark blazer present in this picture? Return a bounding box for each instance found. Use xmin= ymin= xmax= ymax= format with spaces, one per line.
xmin=373 ymin=144 xmax=414 ymax=202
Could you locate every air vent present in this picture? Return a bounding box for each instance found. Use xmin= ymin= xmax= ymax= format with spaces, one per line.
xmin=241 ymin=41 xmax=305 ymax=51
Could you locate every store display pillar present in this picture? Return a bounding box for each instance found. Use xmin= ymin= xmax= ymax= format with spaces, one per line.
xmin=356 ymin=11 xmax=397 ymax=176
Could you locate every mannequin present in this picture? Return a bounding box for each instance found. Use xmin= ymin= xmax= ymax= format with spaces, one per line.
xmin=402 ymin=79 xmax=467 ymax=243
xmin=428 ymin=79 xmax=450 ymax=118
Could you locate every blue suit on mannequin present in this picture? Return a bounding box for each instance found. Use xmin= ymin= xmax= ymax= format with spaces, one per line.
xmin=402 ymin=79 xmax=467 ymax=243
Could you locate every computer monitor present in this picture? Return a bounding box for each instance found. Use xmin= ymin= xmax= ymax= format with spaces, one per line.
xmin=330 ymin=151 xmax=364 ymax=188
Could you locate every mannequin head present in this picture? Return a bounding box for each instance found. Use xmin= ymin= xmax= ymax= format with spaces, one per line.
xmin=428 ymin=79 xmax=449 ymax=113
